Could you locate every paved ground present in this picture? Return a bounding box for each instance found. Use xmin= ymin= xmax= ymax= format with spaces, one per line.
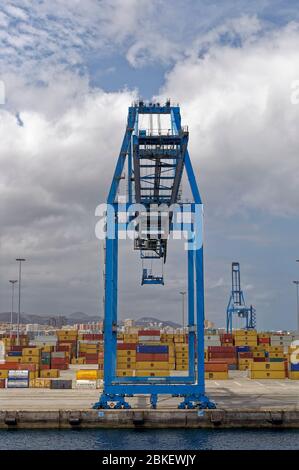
xmin=1 ymin=370 xmax=299 ymax=410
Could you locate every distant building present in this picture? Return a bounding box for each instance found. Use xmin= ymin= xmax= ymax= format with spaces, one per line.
xmin=48 ymin=316 xmax=67 ymax=328
xmin=124 ymin=319 xmax=134 ymax=328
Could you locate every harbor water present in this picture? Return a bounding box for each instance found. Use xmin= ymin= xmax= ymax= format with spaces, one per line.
xmin=0 ymin=428 xmax=298 ymax=450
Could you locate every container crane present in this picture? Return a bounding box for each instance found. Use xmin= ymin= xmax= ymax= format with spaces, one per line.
xmin=226 ymin=262 xmax=256 ymax=333
xmin=93 ymin=101 xmax=215 ymax=409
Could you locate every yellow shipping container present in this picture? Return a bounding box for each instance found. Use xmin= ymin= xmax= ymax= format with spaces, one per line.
xmin=22 ymin=348 xmax=41 ymax=356
xmin=117 ymin=350 xmax=136 ymax=357
xmin=205 ymin=372 xmax=228 ymax=380
xmin=116 ymin=369 xmax=135 ymax=377
xmin=40 ymin=369 xmax=60 ymax=378
xmin=253 ymin=352 xmax=266 ymax=358
xmin=250 ymin=362 xmax=285 ymax=371
xmin=22 ymin=355 xmax=40 ymax=364
xmin=136 ymin=362 xmax=170 ymax=370
xmin=0 ymin=370 xmax=8 ymax=378
xmin=136 ymin=370 xmax=170 ymax=377
xmin=71 ymin=357 xmax=86 ymax=364
xmin=234 ymin=330 xmax=257 ymax=336
xmin=76 ymin=370 xmax=102 ymax=380
xmin=117 ymin=362 xmax=136 ymax=369
xmin=289 ymin=371 xmax=299 ymax=380
xmin=234 ymin=341 xmax=257 ymax=347
xmin=29 ymin=371 xmax=38 ymax=380
xmin=239 ymin=364 xmax=251 ymax=371
xmin=269 ymin=347 xmax=284 ymax=353
xmin=175 ymin=365 xmax=188 ymax=370
xmin=238 ymin=358 xmax=253 ymax=365
xmin=175 ymin=352 xmax=189 ymax=359
xmin=250 ymin=370 xmax=285 ymax=379
xmin=30 ymin=378 xmax=51 ymax=388
xmin=41 ymin=345 xmax=54 ymax=353
xmin=175 ymin=344 xmax=189 ymax=352
xmin=268 ymin=353 xmax=284 ymax=359
xmin=5 ymin=356 xmax=22 ymax=363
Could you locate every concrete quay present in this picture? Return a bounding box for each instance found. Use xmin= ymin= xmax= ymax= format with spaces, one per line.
xmin=1 ymin=371 xmax=299 ymax=428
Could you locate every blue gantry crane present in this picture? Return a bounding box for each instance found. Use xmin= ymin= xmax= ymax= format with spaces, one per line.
xmin=226 ymin=262 xmax=256 ymax=333
xmin=93 ymin=100 xmax=215 ymax=410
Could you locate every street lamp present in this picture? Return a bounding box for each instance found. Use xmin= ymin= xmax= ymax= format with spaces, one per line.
xmin=16 ymin=258 xmax=26 ymax=345
xmin=180 ymin=291 xmax=186 ymax=331
xmin=293 ymin=281 xmax=299 ymax=333
xmin=9 ymin=280 xmax=17 ymax=339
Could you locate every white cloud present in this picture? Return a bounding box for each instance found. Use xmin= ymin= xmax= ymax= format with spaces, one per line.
xmin=158 ymin=21 xmax=299 ymax=216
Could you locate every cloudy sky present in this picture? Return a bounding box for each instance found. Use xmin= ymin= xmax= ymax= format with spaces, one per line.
xmin=0 ymin=0 xmax=299 ymax=330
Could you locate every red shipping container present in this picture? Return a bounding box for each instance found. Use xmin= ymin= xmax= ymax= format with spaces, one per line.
xmin=136 ymin=353 xmax=169 ymax=362
xmin=56 ymin=345 xmax=71 ymax=352
xmin=8 ymin=346 xmax=23 ymax=352
xmin=238 ymin=352 xmax=253 ymax=358
xmin=253 ymin=357 xmax=266 ymax=362
xmin=85 ymin=354 xmax=98 ymax=360
xmin=51 ymin=358 xmax=68 ymax=365
xmin=86 ymin=359 xmax=98 ymax=364
xmin=117 ymin=343 xmax=136 ymax=350
xmin=205 ymin=362 xmax=228 ymax=372
xmin=54 ymin=364 xmax=68 ymax=370
xmin=208 ymin=346 xmax=236 ymax=353
xmin=258 ymin=338 xmax=270 ymax=344
xmin=40 ymin=364 xmax=50 ymax=370
xmin=0 ymin=378 xmax=5 ymax=388
xmin=220 ymin=334 xmax=233 ymax=341
xmin=138 ymin=330 xmax=160 ymax=336
xmin=0 ymin=363 xmax=37 ymax=371
xmin=209 ymin=352 xmax=236 ymax=358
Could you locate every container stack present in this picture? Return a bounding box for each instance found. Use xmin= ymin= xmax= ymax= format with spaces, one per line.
xmin=117 ymin=343 xmax=136 ymax=377
xmin=41 ymin=351 xmax=51 ymax=370
xmin=51 ymin=351 xmax=69 ymax=370
xmin=175 ymin=343 xmax=188 ymax=371
xmin=270 ymin=334 xmax=293 ymax=351
xmin=249 ymin=361 xmax=286 ymax=379
xmin=6 ymin=370 xmax=29 ymax=388
xmin=136 ymin=344 xmax=170 ymax=377
xmin=75 ymin=369 xmax=102 ymax=389
xmin=234 ymin=330 xmax=257 ymax=347
xmin=205 ymin=361 xmax=228 ymax=379
xmin=138 ymin=329 xmax=161 ymax=342
xmin=208 ymin=346 xmax=237 ymax=370
xmin=56 ymin=329 xmax=78 ymax=361
xmin=220 ymin=333 xmax=234 ymax=346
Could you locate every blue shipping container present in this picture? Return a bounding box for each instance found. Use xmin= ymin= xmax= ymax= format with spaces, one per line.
xmin=136 ymin=345 xmax=168 ymax=354
xmin=7 ymin=351 xmax=22 ymax=357
xmin=290 ymin=363 xmax=299 ymax=371
xmin=236 ymin=346 xmax=250 ymax=353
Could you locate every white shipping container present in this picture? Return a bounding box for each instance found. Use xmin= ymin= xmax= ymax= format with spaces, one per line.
xmin=138 ymin=336 xmax=160 ymax=342
xmin=204 ymin=340 xmax=221 ymax=347
xmin=75 ymin=380 xmax=97 ymax=389
xmin=8 ymin=370 xmax=29 ymax=379
xmin=6 ymin=379 xmax=29 ymax=388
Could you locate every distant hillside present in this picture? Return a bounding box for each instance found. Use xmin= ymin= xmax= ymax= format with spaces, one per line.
xmin=0 ymin=312 xmax=180 ymax=328
xmin=0 ymin=312 xmax=101 ymax=325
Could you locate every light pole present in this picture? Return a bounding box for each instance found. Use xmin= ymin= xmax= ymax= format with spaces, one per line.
xmin=9 ymin=280 xmax=17 ymax=339
xmin=16 ymin=258 xmax=26 ymax=345
xmin=180 ymin=291 xmax=186 ymax=332
xmin=293 ymin=281 xmax=299 ymax=333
